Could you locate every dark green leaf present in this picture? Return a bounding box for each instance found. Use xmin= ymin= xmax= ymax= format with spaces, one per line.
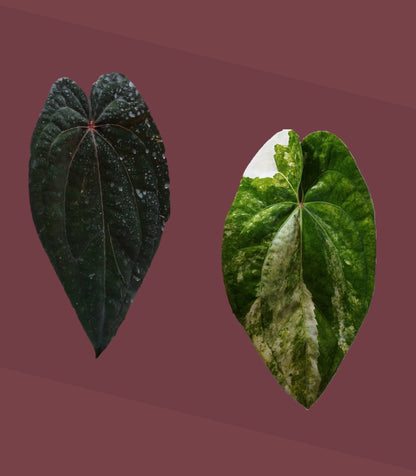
xmin=29 ymin=73 xmax=170 ymax=357
xmin=222 ymin=129 xmax=375 ymax=408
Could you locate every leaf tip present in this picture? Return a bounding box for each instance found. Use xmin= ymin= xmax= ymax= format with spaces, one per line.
xmin=94 ymin=345 xmax=106 ymax=359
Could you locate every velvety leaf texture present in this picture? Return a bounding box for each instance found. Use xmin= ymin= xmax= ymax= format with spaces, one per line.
xmin=29 ymin=73 xmax=170 ymax=357
xmin=222 ymin=129 xmax=375 ymax=408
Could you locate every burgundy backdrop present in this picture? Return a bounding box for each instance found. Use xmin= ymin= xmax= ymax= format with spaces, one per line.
xmin=1 ymin=3 xmax=415 ymax=475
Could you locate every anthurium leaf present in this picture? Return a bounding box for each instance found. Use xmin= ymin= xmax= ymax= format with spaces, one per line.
xmin=222 ymin=129 xmax=375 ymax=408
xmin=29 ymin=73 xmax=170 ymax=357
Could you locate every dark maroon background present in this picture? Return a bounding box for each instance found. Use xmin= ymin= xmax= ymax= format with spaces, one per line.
xmin=1 ymin=3 xmax=415 ymax=475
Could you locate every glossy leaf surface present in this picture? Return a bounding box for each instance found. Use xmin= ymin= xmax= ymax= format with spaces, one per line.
xmin=29 ymin=73 xmax=170 ymax=356
xmin=222 ymin=129 xmax=375 ymax=408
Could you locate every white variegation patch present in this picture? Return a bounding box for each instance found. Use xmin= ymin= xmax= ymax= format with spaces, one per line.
xmin=313 ymin=214 xmax=360 ymax=355
xmin=245 ymin=210 xmax=321 ymax=407
xmin=331 ymin=284 xmax=350 ymax=354
xmin=243 ymin=129 xmax=291 ymax=179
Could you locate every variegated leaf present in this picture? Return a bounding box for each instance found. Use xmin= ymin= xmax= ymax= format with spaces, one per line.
xmin=222 ymin=129 xmax=375 ymax=408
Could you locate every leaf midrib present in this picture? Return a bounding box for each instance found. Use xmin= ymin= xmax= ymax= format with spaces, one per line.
xmin=91 ymin=131 xmax=107 ymax=345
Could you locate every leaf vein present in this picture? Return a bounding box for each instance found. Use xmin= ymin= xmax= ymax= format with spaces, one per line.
xmin=62 ymin=130 xmax=89 ymax=261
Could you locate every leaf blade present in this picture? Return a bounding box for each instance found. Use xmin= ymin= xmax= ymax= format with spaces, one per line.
xmin=222 ymin=129 xmax=375 ymax=407
xmin=29 ymin=73 xmax=170 ymax=356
